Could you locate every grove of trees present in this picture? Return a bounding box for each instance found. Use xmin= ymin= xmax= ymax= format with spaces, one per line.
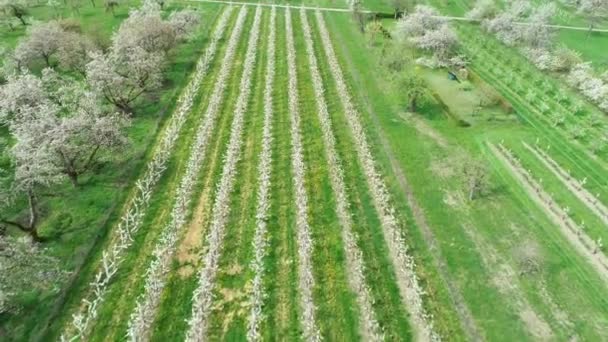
xmin=0 ymin=0 xmax=200 ymax=314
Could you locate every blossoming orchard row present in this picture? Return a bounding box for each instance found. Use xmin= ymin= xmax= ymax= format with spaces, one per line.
xmin=124 ymin=6 xmax=248 ymax=341
xmin=59 ymin=7 xmax=235 ymax=341
xmin=247 ymin=6 xmax=276 ymax=342
xmin=315 ymin=10 xmax=439 ymax=342
xmin=285 ymin=8 xmax=321 ymax=341
xmin=300 ymin=8 xmax=382 ymax=341
xmin=186 ymin=6 xmax=262 ymax=341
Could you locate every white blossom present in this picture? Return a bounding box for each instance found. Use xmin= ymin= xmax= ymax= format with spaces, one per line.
xmin=186 ymin=6 xmax=261 ymax=341
xmin=59 ymin=6 xmax=234 ymax=341
xmin=124 ymin=6 xmax=240 ymax=341
xmin=169 ymin=8 xmax=201 ymax=41
xmin=300 ymin=8 xmax=382 ymax=341
xmin=285 ymin=8 xmax=321 ymax=342
xmin=247 ymin=6 xmax=276 ymax=341
xmin=14 ymin=21 xmax=64 ymax=67
xmin=316 ymin=10 xmax=439 ymax=341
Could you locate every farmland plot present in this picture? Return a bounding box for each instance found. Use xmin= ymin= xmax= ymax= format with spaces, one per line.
xmin=25 ymin=2 xmax=608 ymax=342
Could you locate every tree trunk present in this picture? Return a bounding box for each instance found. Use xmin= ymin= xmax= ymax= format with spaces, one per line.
xmin=16 ymin=15 xmax=26 ymax=26
xmin=67 ymin=172 xmax=79 ymax=188
xmin=115 ymin=101 xmax=133 ymax=115
xmin=43 ymin=54 xmax=51 ymax=67
xmin=409 ymin=96 xmax=417 ymax=112
xmin=27 ymin=191 xmax=45 ymax=242
xmin=27 ymin=190 xmax=38 ymax=231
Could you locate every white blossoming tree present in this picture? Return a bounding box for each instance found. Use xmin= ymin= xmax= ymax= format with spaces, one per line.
xmin=0 ymin=235 xmax=66 ymax=314
xmin=14 ymin=21 xmax=65 ymax=68
xmin=86 ymin=47 xmax=164 ymax=113
xmin=112 ymin=2 xmax=176 ymax=55
xmin=168 ymin=8 xmax=201 ymax=41
xmin=394 ymin=5 xmax=459 ymax=65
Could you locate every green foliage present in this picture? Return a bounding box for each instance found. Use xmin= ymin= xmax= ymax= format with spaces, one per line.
xmin=396 ymin=70 xmax=430 ymax=112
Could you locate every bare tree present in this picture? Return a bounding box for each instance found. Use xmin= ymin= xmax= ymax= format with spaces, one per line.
xmin=349 ymin=0 xmax=366 ymax=33
xmin=390 ymin=0 xmax=410 ymax=19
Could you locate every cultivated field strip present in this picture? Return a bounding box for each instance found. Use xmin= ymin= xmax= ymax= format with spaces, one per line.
xmin=123 ymin=7 xmax=249 ymax=341
xmin=247 ymin=6 xmax=276 ymax=341
xmin=490 ymin=142 xmax=608 ymax=281
xmin=59 ymin=7 xmax=235 ymax=341
xmin=315 ymin=10 xmax=439 ymax=342
xmin=299 ymin=8 xmax=382 ymax=341
xmin=185 ymin=6 xmax=262 ymax=341
xmin=285 ymin=8 xmax=321 ymax=342
xmin=523 ymin=142 xmax=608 ymax=227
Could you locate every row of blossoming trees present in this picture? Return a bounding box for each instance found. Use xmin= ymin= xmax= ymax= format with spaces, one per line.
xmin=0 ymin=0 xmax=200 ymax=316
xmin=58 ymin=5 xmax=236 ymax=340
xmin=468 ymin=0 xmax=608 ymax=113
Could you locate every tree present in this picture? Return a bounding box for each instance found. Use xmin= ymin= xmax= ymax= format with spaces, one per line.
xmin=380 ymin=43 xmax=412 ymax=73
xmin=0 ymin=71 xmax=46 ymax=124
xmin=397 ymin=70 xmax=429 ymax=112
xmin=365 ymin=21 xmax=384 ymax=46
xmin=2 ymin=70 xmax=129 ymax=187
xmin=0 ymin=235 xmax=66 ymax=314
xmin=466 ymin=0 xmax=497 ymax=20
xmin=168 ymin=8 xmax=201 ymax=41
xmin=578 ymin=0 xmax=608 ymax=32
xmin=410 ymin=24 xmax=458 ymax=61
xmin=112 ymin=2 xmax=176 ymax=54
xmin=1 ymin=108 xmax=62 ymax=240
xmin=459 ymin=156 xmax=490 ymax=201
xmin=57 ymin=31 xmax=98 ymax=74
xmin=394 ymin=5 xmax=444 ymax=37
xmin=43 ymin=71 xmax=129 ymax=186
xmin=394 ymin=5 xmax=459 ymax=64
xmin=0 ymin=6 xmax=16 ymax=31
xmin=86 ymin=47 xmax=164 ymax=113
xmin=104 ymin=0 xmax=120 ymax=16
xmin=520 ymin=3 xmax=556 ymax=49
xmin=349 ymin=0 xmax=366 ymax=33
xmin=390 ymin=0 xmax=410 ymax=19
xmin=14 ymin=21 xmax=65 ymax=67
xmin=482 ymin=0 xmax=530 ymax=46
xmin=0 ymin=0 xmax=31 ymax=26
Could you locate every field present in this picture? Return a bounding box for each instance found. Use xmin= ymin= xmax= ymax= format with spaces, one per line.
xmin=2 ymin=0 xmax=608 ymax=341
